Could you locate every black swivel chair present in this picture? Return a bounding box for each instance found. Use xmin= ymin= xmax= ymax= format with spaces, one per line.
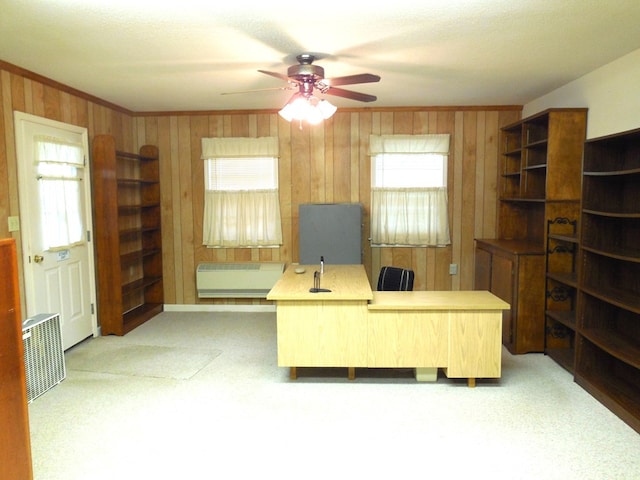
xmin=377 ymin=266 xmax=415 ymax=291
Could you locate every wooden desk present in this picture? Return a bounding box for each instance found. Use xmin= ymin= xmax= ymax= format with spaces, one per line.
xmin=267 ymin=265 xmax=372 ymax=380
xmin=368 ymin=291 xmax=510 ymax=387
xmin=268 ymin=266 xmax=510 ymax=386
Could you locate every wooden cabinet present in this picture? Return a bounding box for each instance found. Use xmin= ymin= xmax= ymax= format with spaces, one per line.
xmin=92 ymin=135 xmax=163 ymax=336
xmin=544 ymin=217 xmax=579 ymax=372
xmin=575 ymin=127 xmax=640 ymax=434
xmin=0 ymin=238 xmax=33 ymax=480
xmin=475 ymin=108 xmax=587 ymax=354
xmin=475 ymin=239 xmax=545 ymax=354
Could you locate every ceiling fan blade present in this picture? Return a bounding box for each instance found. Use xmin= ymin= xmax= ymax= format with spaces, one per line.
xmin=221 ymin=86 xmax=294 ymax=95
xmin=325 ymin=86 xmax=377 ymax=103
xmin=325 ymin=73 xmax=381 ymax=86
xmin=258 ymin=69 xmax=292 ymax=82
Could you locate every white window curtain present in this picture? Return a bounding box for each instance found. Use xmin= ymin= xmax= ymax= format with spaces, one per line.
xmin=34 ymin=135 xmax=85 ymax=250
xmin=369 ymin=134 xmax=451 ymax=247
xmin=201 ymin=137 xmax=282 ymax=247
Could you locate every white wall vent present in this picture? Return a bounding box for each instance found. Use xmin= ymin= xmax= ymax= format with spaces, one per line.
xmin=22 ymin=313 xmax=66 ymax=403
xmin=196 ymin=262 xmax=285 ymax=298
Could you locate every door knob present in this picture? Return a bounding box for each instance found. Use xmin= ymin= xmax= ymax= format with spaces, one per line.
xmin=33 ymin=255 xmax=44 ymax=264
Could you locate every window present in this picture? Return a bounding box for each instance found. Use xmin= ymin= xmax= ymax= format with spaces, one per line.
xmin=201 ymin=137 xmax=282 ymax=247
xmin=369 ymin=134 xmax=451 ymax=246
xmin=34 ymin=135 xmax=85 ymax=250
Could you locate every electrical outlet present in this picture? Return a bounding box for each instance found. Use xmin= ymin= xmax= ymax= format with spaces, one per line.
xmin=8 ymin=216 xmax=20 ymax=232
xmin=449 ymin=263 xmax=458 ymax=275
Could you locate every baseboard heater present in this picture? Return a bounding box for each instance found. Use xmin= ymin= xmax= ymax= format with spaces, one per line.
xmin=22 ymin=313 xmax=66 ymax=403
xmin=197 ymin=262 xmax=285 ymax=298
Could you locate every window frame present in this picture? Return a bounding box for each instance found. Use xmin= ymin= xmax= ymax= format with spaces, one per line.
xmin=369 ymin=134 xmax=451 ymax=247
xmin=201 ymin=137 xmax=282 ymax=248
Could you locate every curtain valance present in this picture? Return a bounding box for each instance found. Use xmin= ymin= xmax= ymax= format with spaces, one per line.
xmin=201 ymin=137 xmax=279 ymax=159
xmin=34 ymin=135 xmax=85 ymax=166
xmin=369 ymin=134 xmax=450 ymax=155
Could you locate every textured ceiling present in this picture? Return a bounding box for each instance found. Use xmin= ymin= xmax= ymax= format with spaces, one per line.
xmin=2 ymin=0 xmax=640 ymax=112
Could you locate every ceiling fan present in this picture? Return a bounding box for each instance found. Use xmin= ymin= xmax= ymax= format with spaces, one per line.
xmin=257 ymin=53 xmax=381 ymax=103
xmin=223 ymin=54 xmax=381 ymax=124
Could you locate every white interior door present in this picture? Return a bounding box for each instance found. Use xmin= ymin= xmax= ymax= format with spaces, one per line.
xmin=14 ymin=112 xmax=97 ymax=350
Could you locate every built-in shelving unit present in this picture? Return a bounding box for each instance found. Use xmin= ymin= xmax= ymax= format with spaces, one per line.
xmin=576 ymin=127 xmax=640 ymax=434
xmin=475 ymin=108 xmax=587 ymax=354
xmin=92 ymin=135 xmax=163 ymax=336
xmin=545 ymin=217 xmax=579 ymax=372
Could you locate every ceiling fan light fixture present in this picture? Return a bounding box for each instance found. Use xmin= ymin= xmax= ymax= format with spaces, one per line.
xmin=278 ymin=95 xmax=307 ymax=122
xmin=278 ymin=94 xmax=336 ymax=124
xmin=278 ymin=101 xmax=296 ymax=122
xmin=317 ymin=99 xmax=337 ymax=119
xmin=305 ymin=104 xmax=324 ymax=125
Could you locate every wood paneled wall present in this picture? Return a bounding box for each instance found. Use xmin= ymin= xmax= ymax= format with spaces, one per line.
xmin=0 ymin=61 xmax=521 ymax=309
xmin=0 ymin=63 xmax=135 ymax=313
xmin=135 ymin=107 xmax=521 ymax=305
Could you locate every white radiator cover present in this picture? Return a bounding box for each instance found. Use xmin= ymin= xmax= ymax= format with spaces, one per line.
xmin=197 ymin=262 xmax=285 ymax=298
xmin=22 ymin=313 xmax=66 ymax=403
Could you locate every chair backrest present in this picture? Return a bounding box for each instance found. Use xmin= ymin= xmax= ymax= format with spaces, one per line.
xmin=377 ymin=266 xmax=415 ymax=291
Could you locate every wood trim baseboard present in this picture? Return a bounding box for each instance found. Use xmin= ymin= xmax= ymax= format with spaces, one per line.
xmin=163 ymin=304 xmax=276 ymax=313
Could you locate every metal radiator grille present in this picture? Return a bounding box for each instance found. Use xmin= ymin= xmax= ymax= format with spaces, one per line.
xmin=22 ymin=313 xmax=66 ymax=403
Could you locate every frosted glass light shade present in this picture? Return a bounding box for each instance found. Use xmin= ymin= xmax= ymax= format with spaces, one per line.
xmin=278 ymin=95 xmax=336 ymax=124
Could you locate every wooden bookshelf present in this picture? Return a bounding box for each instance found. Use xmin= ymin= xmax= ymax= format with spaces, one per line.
xmin=92 ymin=135 xmax=163 ymax=336
xmin=576 ymin=127 xmax=640 ymax=433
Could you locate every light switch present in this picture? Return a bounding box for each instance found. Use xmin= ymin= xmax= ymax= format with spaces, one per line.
xmin=8 ymin=216 xmax=20 ymax=232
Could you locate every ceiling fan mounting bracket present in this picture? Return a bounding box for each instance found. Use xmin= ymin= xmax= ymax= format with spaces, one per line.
xmin=296 ymin=54 xmax=315 ymax=64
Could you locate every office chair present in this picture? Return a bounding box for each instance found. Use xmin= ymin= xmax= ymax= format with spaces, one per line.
xmin=377 ymin=266 xmax=415 ymax=291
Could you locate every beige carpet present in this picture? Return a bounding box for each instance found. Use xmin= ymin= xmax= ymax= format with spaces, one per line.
xmin=29 ymin=312 xmax=640 ymax=480
xmin=66 ymin=338 xmax=221 ymax=380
